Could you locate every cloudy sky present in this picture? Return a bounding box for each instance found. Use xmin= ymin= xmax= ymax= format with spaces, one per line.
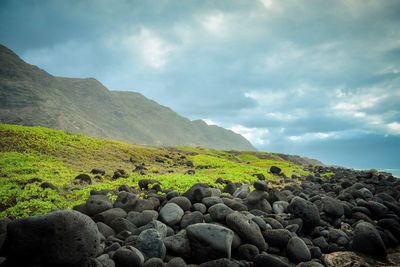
xmin=1 ymin=0 xmax=399 ymax=169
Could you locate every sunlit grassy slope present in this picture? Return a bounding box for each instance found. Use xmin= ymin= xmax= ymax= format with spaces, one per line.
xmin=0 ymin=123 xmax=313 ymax=218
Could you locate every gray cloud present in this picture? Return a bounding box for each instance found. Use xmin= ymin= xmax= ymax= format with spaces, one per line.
xmin=1 ymin=0 xmax=400 ymax=169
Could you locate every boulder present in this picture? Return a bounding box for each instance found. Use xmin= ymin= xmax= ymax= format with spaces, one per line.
xmin=352 ymin=222 xmax=387 ymax=259
xmin=113 ymin=247 xmax=144 ymax=267
xmin=287 ymin=197 xmax=320 ymax=227
xmin=186 ymin=223 xmax=234 ymax=261
xmin=3 ymin=210 xmax=101 ymax=266
xmin=226 ymin=212 xmax=267 ymax=251
xmin=286 ymin=236 xmax=311 ymax=263
xmin=136 ymin=229 xmax=166 ymax=260
xmin=159 ymin=203 xmax=184 ymax=226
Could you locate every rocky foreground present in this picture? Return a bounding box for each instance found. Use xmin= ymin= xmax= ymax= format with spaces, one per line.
xmin=1 ymin=167 xmax=400 ymax=266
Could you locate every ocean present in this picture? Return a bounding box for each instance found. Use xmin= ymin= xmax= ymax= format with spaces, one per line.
xmin=380 ymin=169 xmax=400 ymax=178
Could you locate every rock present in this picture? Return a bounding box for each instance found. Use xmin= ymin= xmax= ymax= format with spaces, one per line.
xmin=96 ymin=254 xmax=115 ymax=267
xmin=168 ymin=197 xmax=192 ymax=211
xmin=132 ymin=199 xmax=154 ymax=212
xmin=366 ymin=201 xmax=388 ymax=219
xmin=91 ymin=168 xmax=106 ymax=175
xmin=74 ymin=173 xmax=92 ymax=184
xmin=352 ymin=222 xmax=387 ymax=259
xmin=312 ymin=236 xmax=329 ymax=253
xmin=223 ymin=183 xmax=237 ymax=195
xmin=202 ymin=196 xmax=223 ymax=208
xmin=254 ymin=253 xmax=290 ymax=267
xmin=127 ymin=210 xmax=158 ymax=227
xmin=113 ymin=169 xmax=129 ymax=179
xmin=166 ymin=257 xmax=187 ymax=267
xmin=180 ymin=211 xmax=204 ymax=229
xmin=321 ymin=196 xmax=344 ymax=217
xmin=187 ymin=223 xmax=234 ymax=262
xmin=208 ymin=203 xmax=234 ymax=222
xmin=137 ymin=229 xmax=166 ymax=259
xmin=163 ymin=230 xmax=191 ymax=258
xmin=113 ymin=247 xmax=144 ymax=267
xmin=287 ymin=196 xmax=320 ymax=227
xmin=85 ymin=194 xmax=113 ymax=216
xmin=138 ymin=179 xmax=160 ymax=190
xmin=286 ymin=236 xmax=311 ymax=263
xmin=254 ymin=181 xmax=268 ymax=191
xmin=270 ymin=166 xmax=282 ymax=174
xmin=40 ymin=182 xmax=59 ymax=192
xmin=134 ymin=220 xmax=168 ymax=239
xmin=238 ymin=244 xmax=259 ymax=261
xmin=93 ymin=208 xmax=127 ymax=226
xmin=233 ymin=184 xmax=250 ymax=199
xmin=192 ymin=203 xmax=207 ymax=214
xmin=96 ymin=222 xmax=115 ymax=238
xmin=253 ymin=173 xmax=266 ymax=180
xmin=183 ymin=184 xmax=211 ymax=203
xmin=273 ymin=201 xmax=289 ymax=214
xmin=159 ymin=203 xmax=184 ymax=226
xmin=109 ymin=217 xmax=137 ymax=233
xmin=113 ymin=192 xmax=137 ymax=212
xmin=142 ymin=257 xmax=165 ymax=267
xmin=226 ymin=212 xmax=267 ymax=251
xmin=199 ymin=258 xmax=240 ymax=267
xmin=262 ymin=229 xmax=293 ymax=248
xmin=0 ymin=218 xmax=10 ymax=250
xmin=323 ymin=251 xmax=384 ymax=267
xmin=3 ymin=210 xmax=101 ymax=266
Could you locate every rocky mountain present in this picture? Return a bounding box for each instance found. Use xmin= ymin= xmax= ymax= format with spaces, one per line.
xmin=0 ymin=44 xmax=255 ymax=151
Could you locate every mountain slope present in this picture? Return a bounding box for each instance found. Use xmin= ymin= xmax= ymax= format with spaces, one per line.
xmin=0 ymin=44 xmax=255 ymax=151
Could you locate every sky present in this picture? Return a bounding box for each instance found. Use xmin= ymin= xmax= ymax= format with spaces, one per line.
xmin=1 ymin=0 xmax=400 ymax=170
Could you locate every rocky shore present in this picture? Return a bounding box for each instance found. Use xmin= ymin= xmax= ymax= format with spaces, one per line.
xmin=1 ymin=167 xmax=400 ymax=266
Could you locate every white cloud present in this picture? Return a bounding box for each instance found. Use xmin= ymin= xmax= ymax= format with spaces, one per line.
xmin=289 ymin=132 xmax=338 ymax=142
xmin=388 ymin=122 xmax=400 ymax=135
xmin=203 ymin=118 xmax=218 ymax=125
xmin=122 ymin=28 xmax=174 ymax=69
xmin=201 ymin=13 xmax=226 ymax=35
xmin=229 ymin=124 xmax=269 ymax=145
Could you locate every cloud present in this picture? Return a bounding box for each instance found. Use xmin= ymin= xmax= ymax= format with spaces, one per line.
xmin=229 ymin=125 xmax=269 ymax=145
xmin=121 ymin=28 xmax=175 ymax=69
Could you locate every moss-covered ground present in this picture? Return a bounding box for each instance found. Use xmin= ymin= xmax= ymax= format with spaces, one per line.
xmin=0 ymin=123 xmax=312 ymax=218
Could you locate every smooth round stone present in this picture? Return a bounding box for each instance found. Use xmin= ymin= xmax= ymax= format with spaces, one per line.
xmin=159 ymin=203 xmax=184 ymax=226
xmin=287 ymin=237 xmax=311 ymax=263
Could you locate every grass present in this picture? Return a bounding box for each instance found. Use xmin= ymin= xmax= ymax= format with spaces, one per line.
xmin=0 ymin=123 xmax=312 ymax=218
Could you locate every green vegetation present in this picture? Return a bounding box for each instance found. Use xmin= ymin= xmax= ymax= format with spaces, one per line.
xmin=320 ymin=171 xmax=335 ymax=178
xmin=0 ymin=123 xmax=312 ymax=218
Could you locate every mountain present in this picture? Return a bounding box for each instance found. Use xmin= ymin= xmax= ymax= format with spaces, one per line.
xmin=0 ymin=44 xmax=255 ymax=151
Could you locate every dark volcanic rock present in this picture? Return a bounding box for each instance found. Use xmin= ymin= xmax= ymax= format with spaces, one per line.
xmin=187 ymin=223 xmax=234 ymax=262
xmin=352 ymin=221 xmax=387 ymax=259
xmin=226 ymin=212 xmax=267 ymax=251
xmin=287 ymin=196 xmax=320 ymax=227
xmin=254 ymin=253 xmax=290 ymax=267
xmin=287 ymin=236 xmax=311 ymax=263
xmin=85 ymin=194 xmax=113 ymax=216
xmin=270 ymin=166 xmax=282 ymax=174
xmin=3 ymin=210 xmax=101 ymax=266
xmin=136 ymin=229 xmax=166 ymax=260
xmin=113 ymin=247 xmax=144 ymax=267
xmin=74 ymin=173 xmax=92 ymax=184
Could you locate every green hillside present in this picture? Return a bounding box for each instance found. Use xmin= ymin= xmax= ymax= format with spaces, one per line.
xmin=0 ymin=123 xmax=314 ymax=218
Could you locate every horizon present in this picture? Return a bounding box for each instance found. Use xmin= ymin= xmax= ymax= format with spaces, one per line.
xmin=1 ymin=0 xmax=399 ymax=170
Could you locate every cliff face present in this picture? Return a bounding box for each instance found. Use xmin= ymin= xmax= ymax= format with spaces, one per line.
xmin=0 ymin=44 xmax=255 ymax=151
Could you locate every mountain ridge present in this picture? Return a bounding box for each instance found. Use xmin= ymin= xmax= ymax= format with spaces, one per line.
xmin=0 ymin=44 xmax=255 ymax=151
